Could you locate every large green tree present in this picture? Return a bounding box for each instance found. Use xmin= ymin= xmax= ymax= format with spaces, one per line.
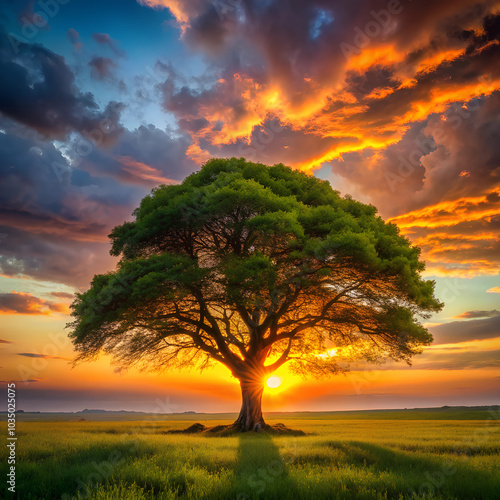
xmin=69 ymin=158 xmax=442 ymax=431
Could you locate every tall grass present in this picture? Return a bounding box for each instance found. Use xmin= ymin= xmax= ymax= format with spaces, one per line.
xmin=1 ymin=415 xmax=499 ymax=499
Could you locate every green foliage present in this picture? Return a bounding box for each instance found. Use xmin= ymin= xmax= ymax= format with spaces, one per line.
xmin=224 ymin=252 xmax=278 ymax=305
xmin=69 ymin=157 xmax=443 ymax=378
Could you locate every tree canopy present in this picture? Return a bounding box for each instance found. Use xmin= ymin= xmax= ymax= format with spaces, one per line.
xmin=69 ymin=157 xmax=443 ymax=430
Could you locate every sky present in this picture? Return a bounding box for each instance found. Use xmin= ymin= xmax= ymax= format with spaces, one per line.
xmin=0 ymin=0 xmax=499 ymax=413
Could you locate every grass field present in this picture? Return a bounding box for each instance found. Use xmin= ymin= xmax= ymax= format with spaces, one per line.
xmin=2 ymin=407 xmax=499 ymax=499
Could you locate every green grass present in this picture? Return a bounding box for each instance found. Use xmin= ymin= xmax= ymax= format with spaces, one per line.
xmin=9 ymin=406 xmax=499 ymax=422
xmin=1 ymin=409 xmax=499 ymax=499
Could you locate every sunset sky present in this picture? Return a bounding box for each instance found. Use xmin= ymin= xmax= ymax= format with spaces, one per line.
xmin=1 ymin=0 xmax=499 ymax=413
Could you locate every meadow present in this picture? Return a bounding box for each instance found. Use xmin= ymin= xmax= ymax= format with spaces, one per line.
xmin=1 ymin=407 xmax=499 ymax=499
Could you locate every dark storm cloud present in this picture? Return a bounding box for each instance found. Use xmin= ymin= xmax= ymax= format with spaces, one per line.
xmin=430 ymin=316 xmax=500 ymax=345
xmin=76 ymin=124 xmax=197 ymax=186
xmin=169 ymin=0 xmax=495 ymax=95
xmin=328 ymin=119 xmax=430 ymax=214
xmin=0 ymin=113 xmax=197 ymax=287
xmin=345 ymin=66 xmax=398 ymax=101
xmin=0 ymin=225 xmax=117 ymax=288
xmin=0 ymin=118 xmax=129 ymax=241
xmin=0 ymin=117 xmax=132 ymax=286
xmin=0 ymin=31 xmax=124 ymax=143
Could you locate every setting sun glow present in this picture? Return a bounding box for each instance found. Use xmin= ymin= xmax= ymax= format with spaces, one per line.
xmin=266 ymin=376 xmax=282 ymax=389
xmin=317 ymin=348 xmax=337 ymax=359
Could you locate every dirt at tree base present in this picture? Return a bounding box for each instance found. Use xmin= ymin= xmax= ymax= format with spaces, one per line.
xmin=165 ymin=422 xmax=306 ymax=436
xmin=166 ymin=423 xmax=208 ymax=434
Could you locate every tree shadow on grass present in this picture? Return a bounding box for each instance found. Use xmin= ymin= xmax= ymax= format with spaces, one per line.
xmin=232 ymin=433 xmax=297 ymax=500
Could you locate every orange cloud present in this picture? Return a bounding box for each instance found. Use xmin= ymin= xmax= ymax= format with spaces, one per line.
xmin=414 ymin=48 xmax=466 ymax=75
xmin=346 ymin=45 xmax=404 ymax=72
xmin=455 ymin=310 xmax=500 ymax=319
xmin=137 ymin=0 xmax=190 ymax=32
xmin=389 ymin=188 xmax=500 ymax=277
xmin=116 ymin=156 xmax=179 ymax=185
xmin=185 ymin=58 xmax=500 ymax=173
xmin=397 ymin=76 xmax=500 ymax=126
xmin=180 ymin=34 xmax=500 ymax=172
xmin=390 ymin=190 xmax=500 ymax=228
xmin=185 ymin=143 xmax=212 ymax=164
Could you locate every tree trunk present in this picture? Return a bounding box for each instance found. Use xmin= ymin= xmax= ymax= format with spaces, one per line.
xmin=233 ymin=379 xmax=266 ymax=431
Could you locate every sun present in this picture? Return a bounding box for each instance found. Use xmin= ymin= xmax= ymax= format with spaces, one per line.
xmin=266 ymin=376 xmax=282 ymax=388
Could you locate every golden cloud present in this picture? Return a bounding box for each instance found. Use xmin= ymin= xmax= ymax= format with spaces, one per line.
xmin=0 ymin=292 xmax=70 ymax=315
xmin=389 ymin=188 xmax=500 ymax=276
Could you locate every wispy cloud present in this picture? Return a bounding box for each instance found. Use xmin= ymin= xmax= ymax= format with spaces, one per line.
xmin=17 ymin=353 xmax=70 ymax=360
xmin=412 ymin=349 xmax=500 ymax=371
xmin=430 ymin=315 xmax=500 ymax=345
xmin=0 ymin=378 xmax=43 ymax=384
xmin=92 ymin=32 xmax=126 ymax=58
xmin=50 ymin=292 xmax=75 ymax=300
xmin=456 ymin=310 xmax=500 ymax=319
